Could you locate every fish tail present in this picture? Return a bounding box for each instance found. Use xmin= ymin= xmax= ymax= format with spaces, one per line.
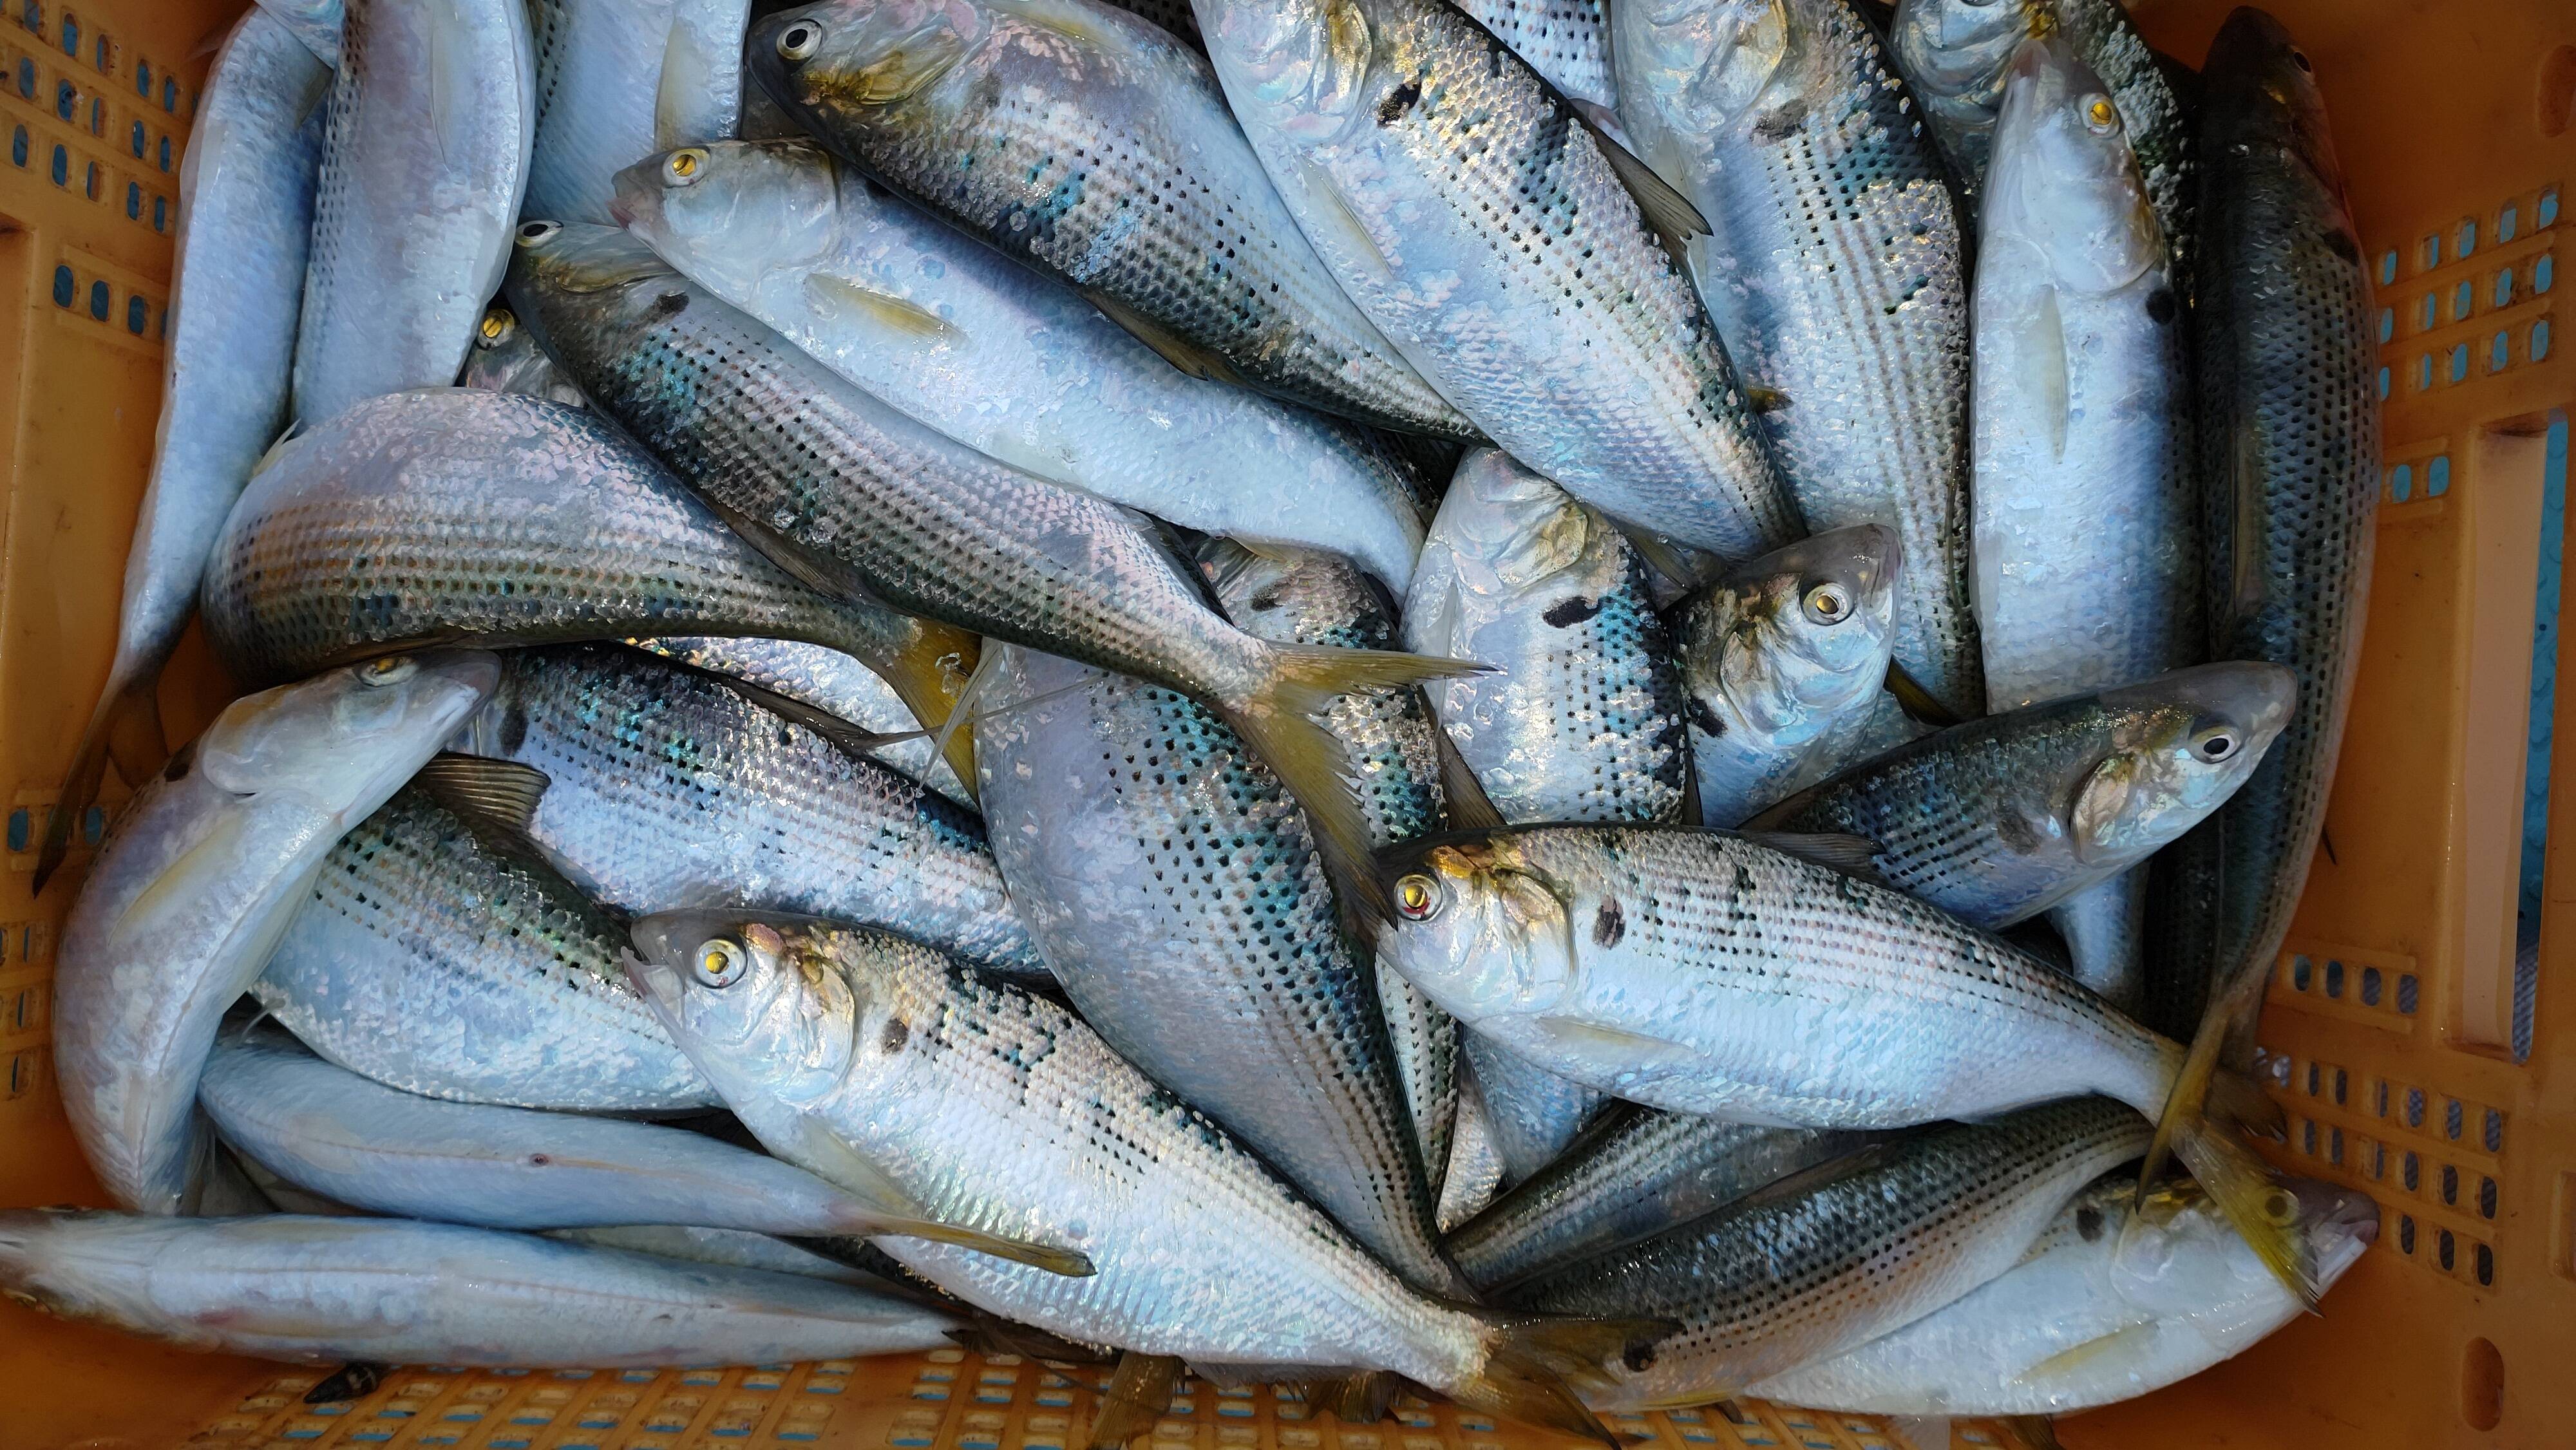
xmin=2142 ymin=1033 xmax=2314 ymax=1306
xmin=1227 ymin=645 xmax=1490 ymax=923
xmin=867 ymin=623 xmax=983 ymax=798
xmin=36 ymin=670 xmax=166 ymax=894
xmin=1085 ymin=1351 xmax=1183 ymax=1450
xmin=1312 ymin=1371 xmax=1398 ymax=1426
xmin=1453 ymin=1314 xmax=1671 ymax=1446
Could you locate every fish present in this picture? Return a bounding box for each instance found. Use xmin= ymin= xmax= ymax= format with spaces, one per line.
xmin=1437 ymin=1065 xmax=1509 ymax=1234
xmin=1450 ymin=0 xmax=1617 ymax=115
xmin=251 ymin=783 xmax=719 ymax=1113
xmin=0 ymin=1209 xmax=966 ymax=1368
xmin=629 ymin=912 xmax=1662 ymax=1441
xmin=39 ymin=11 xmax=328 ymax=894
xmin=1746 ymin=664 xmax=2293 ymax=936
xmin=1406 ymin=451 xmax=1692 ymax=827
xmin=657 ymin=0 xmax=755 ymax=147
xmin=745 ymin=0 xmax=1473 ymax=438
xmin=1613 ymin=0 xmax=1982 ymax=719
xmin=253 ymin=0 xmax=343 ymax=68
xmin=612 ymin=138 xmax=1428 ymax=591
xmin=198 ymin=1033 xmax=1086 ymax=1272
xmin=974 ymin=641 xmax=1454 ymax=1290
xmin=632 ymin=636 xmax=972 ymax=805
xmin=1670 ymin=524 xmax=1902 ymax=825
xmin=2143 ymin=5 xmax=2378 ymax=1203
xmin=1198 ymin=0 xmax=1803 ymax=560
xmin=1458 ymin=1035 xmax=1608 ymax=1189
xmin=459 ymin=305 xmax=588 ymax=405
xmin=506 ymin=223 xmax=1476 ymax=921
xmin=1373 ymin=822 xmax=2307 ymax=1295
xmin=53 ymin=651 xmax=499 ymax=1214
xmin=1507 ymin=1099 xmax=2154 ymax=1408
xmin=442 ymin=643 xmax=1044 ymax=975
xmin=549 ymin=1225 xmax=909 ymax=1288
xmin=1097 ymin=0 xmax=1204 ymax=49
xmin=524 ymin=0 xmax=753 ymax=225
xmin=292 ymin=0 xmax=535 ymax=428
xmin=1445 ymin=1107 xmax=1864 ymax=1292
xmin=1889 ymin=0 xmax=2197 ymax=288
xmin=200 ymin=387 xmax=978 ymax=775
xmin=1747 ymin=1174 xmax=2378 ymax=1415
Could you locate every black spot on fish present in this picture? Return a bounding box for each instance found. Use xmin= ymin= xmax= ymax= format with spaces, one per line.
xmin=880 ymin=1017 xmax=909 ymax=1055
xmin=1593 ymin=896 xmax=1626 ymax=947
xmin=1687 ymin=697 xmax=1726 ymax=737
xmin=2077 ymin=1204 xmax=2106 ymax=1242
xmin=1249 ymin=584 xmax=1286 ymax=612
xmin=2323 ymin=228 xmax=2362 ymax=265
xmin=1377 ymin=80 xmax=1420 ymax=126
xmin=1996 ymin=810 xmax=2041 ymax=854
xmin=161 ymin=740 xmax=196 ymax=782
xmin=1544 ymin=596 xmax=1602 ymax=628
xmin=971 ymin=69 xmax=1004 ymax=112
xmin=527 ymin=1153 xmax=552 ymax=1167
xmin=1746 ymin=385 xmax=1791 ymax=413
xmin=497 ymin=698 xmax=530 ymax=757
xmin=2146 ymin=288 xmax=2177 ymax=325
xmin=650 ymin=290 xmax=688 ymax=321
xmin=1750 ymin=101 xmax=1806 ymax=142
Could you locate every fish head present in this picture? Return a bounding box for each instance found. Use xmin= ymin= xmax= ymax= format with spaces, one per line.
xmin=504 ymin=221 xmax=694 ymax=372
xmin=1437 ymin=449 xmax=1592 ymax=590
xmin=2113 ymin=1174 xmax=2376 ymax=1310
xmin=1375 ymin=835 xmax=1578 ymax=1022
xmin=1615 ymin=0 xmax=1795 ymax=144
xmin=1195 ymin=0 xmax=1375 ymax=146
xmin=751 ymin=0 xmax=987 ymax=122
xmin=2070 ymin=662 xmax=2297 ymax=863
xmin=616 ymin=140 xmax=843 ymax=302
xmin=1985 ymin=35 xmax=2162 ymax=295
xmin=1888 ymin=0 xmax=2028 ymax=107
xmin=2204 ymin=6 xmax=2347 ymax=209
xmin=193 ymin=651 xmax=501 ymax=828
xmin=1694 ymin=523 xmax=1900 ymax=739
xmin=629 ymin=910 xmax=879 ymax=1113
xmin=2286 ymin=1175 xmax=2380 ymax=1291
xmin=1199 ymin=539 xmax=1392 ymax=645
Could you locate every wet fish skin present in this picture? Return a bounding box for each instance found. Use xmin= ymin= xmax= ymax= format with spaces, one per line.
xmin=628 ymin=913 xmax=1646 ymax=1442
xmin=526 ymin=0 xmax=674 ymax=224
xmin=252 ymin=784 xmax=718 ymax=1113
xmin=1745 ymin=663 xmax=2295 ymax=932
xmin=507 ymin=224 xmax=1472 ymax=924
xmin=41 ymin=12 xmax=327 ymax=894
xmin=1458 ymin=1035 xmax=1606 ymax=1188
xmin=446 ymin=644 xmax=1043 ymax=977
xmin=747 ymin=0 xmax=1473 ymax=438
xmin=0 ymin=1209 xmax=964 ymax=1367
xmin=1435 ymin=1062 xmax=1508 ymax=1233
xmin=201 ymin=389 xmax=963 ymax=719
xmin=612 ymin=139 xmax=1427 ymax=591
xmin=1406 ymin=451 xmax=1691 ymax=827
xmin=632 ymin=636 xmax=971 ymax=805
xmin=1615 ymin=0 xmax=1981 ymax=718
xmin=294 ymin=0 xmax=534 ymax=428
xmin=1197 ymin=0 xmax=1801 ymax=558
xmin=1671 ymin=524 xmax=1901 ymax=825
xmin=55 ymin=652 xmax=500 ymax=1214
xmin=1446 ymin=1107 xmax=1863 ymax=1292
xmin=1747 ymin=1174 xmax=2377 ymax=1415
xmin=459 ymin=305 xmax=588 ymax=405
xmin=253 ymin=0 xmax=343 ymax=67
xmin=549 ymin=1225 xmax=898 ymax=1287
xmin=975 ymin=643 xmax=1454 ymax=1292
xmin=1451 ymin=0 xmax=1616 ymax=113
xmin=1511 ymin=1099 xmax=2152 ymax=1408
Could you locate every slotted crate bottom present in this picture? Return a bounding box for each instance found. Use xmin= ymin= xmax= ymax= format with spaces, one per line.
xmin=173 ymin=1350 xmax=1996 ymax=1450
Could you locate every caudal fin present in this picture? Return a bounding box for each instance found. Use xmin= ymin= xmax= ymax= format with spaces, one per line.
xmin=1226 ymin=644 xmax=1490 ymax=925
xmin=867 ymin=623 xmax=983 ymax=799
xmin=2141 ymin=1025 xmax=2313 ymax=1306
xmin=35 ymin=673 xmax=166 ymax=894
xmin=1449 ymin=1314 xmax=1671 ymax=1447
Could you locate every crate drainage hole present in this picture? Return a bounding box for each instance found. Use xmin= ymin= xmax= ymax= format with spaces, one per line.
xmin=2463 ymin=1337 xmax=2504 ymax=1431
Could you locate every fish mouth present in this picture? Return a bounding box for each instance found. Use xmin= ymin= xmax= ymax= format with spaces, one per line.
xmin=606 ymin=196 xmax=636 ymax=227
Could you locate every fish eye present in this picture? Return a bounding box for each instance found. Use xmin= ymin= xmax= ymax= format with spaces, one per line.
xmin=476 ymin=307 xmax=515 ymax=346
xmin=2290 ymin=48 xmax=2312 ymax=74
xmin=2081 ymin=95 xmax=2119 ymax=135
xmin=664 ymin=147 xmax=707 ymax=187
xmin=2190 ymin=726 xmax=2240 ymax=762
xmin=355 ymin=655 xmax=419 ymax=687
xmin=1396 ymin=873 xmax=1442 ymax=921
xmin=516 ymin=220 xmax=562 ymax=247
xmin=1802 ymin=583 xmax=1851 ymax=625
xmin=694 ymin=936 xmax=749 ymax=988
xmin=2262 ymin=1185 xmax=2300 ymax=1226
xmin=776 ymin=20 xmax=824 ymax=61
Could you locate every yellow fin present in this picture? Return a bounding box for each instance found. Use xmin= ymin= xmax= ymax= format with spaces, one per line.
xmin=803 ymin=273 xmax=960 ymax=344
xmin=1081 ymin=288 xmax=1245 ymax=385
xmin=1086 ymin=1352 xmax=1182 ymax=1449
xmin=2012 ymin=1320 xmax=2159 ymax=1386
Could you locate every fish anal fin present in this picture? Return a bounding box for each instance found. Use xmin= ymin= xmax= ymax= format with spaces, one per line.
xmin=1081 ymin=288 xmax=1244 ymax=386
xmin=1086 ymin=1352 xmax=1184 ymax=1449
xmin=803 ymin=273 xmax=961 ymax=345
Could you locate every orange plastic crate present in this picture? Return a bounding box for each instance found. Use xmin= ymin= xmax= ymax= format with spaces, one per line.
xmin=1 ymin=0 xmax=2571 ymax=1445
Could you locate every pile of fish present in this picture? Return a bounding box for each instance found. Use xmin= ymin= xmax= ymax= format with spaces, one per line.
xmin=12 ymin=0 xmax=2381 ymax=1439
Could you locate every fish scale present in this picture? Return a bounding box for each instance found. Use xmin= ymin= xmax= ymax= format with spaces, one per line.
xmin=1615 ymin=0 xmax=1982 ymax=718
xmin=1510 ymin=1098 xmax=2152 ymax=1407
xmin=1450 ymin=0 xmax=1616 ymax=113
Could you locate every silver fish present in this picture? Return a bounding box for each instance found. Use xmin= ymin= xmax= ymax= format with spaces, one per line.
xmin=1671 ymin=524 xmax=1901 ymax=825
xmin=1406 ymin=451 xmax=1691 ymax=826
xmin=445 ymin=643 xmax=1042 ymax=975
xmin=629 ymin=913 xmax=1655 ymax=1441
xmin=633 ymin=636 xmax=971 ymax=805
xmin=254 ymin=0 xmax=344 ymax=67
xmin=656 ymin=0 xmax=755 ymax=148
xmin=1374 ymin=823 xmax=2308 ymax=1294
xmin=1457 ymin=1035 xmax=1612 ymax=1189
xmin=525 ymin=0 xmax=752 ymax=225
xmin=547 ymin=1225 xmax=903 ymax=1288
xmin=506 ymin=223 xmax=1473 ymax=923
xmin=1510 ymin=1099 xmax=2152 ymax=1408
xmin=1435 ymin=1064 xmax=1508 ymax=1233
xmin=1747 ymin=1174 xmax=2377 ymax=1415
xmin=612 ymin=138 xmax=1427 ymax=590
xmin=54 ymin=652 xmax=498 ymax=1213
xmin=199 ymin=1034 xmax=1081 ymax=1270
xmin=1451 ymin=0 xmax=1616 ymax=114
xmin=459 ymin=304 xmax=588 ymax=404
xmin=1614 ymin=0 xmax=1982 ymax=719
xmin=293 ymin=0 xmax=535 ymax=427
xmin=252 ymin=784 xmax=717 ymax=1112
xmin=1198 ymin=0 xmax=1801 ymax=558
xmin=747 ymin=0 xmax=1473 ymax=438
xmin=0 ymin=1209 xmax=965 ymax=1367
xmin=41 ymin=11 xmax=327 ymax=894
xmin=1445 ymin=1107 xmax=1861 ymax=1292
